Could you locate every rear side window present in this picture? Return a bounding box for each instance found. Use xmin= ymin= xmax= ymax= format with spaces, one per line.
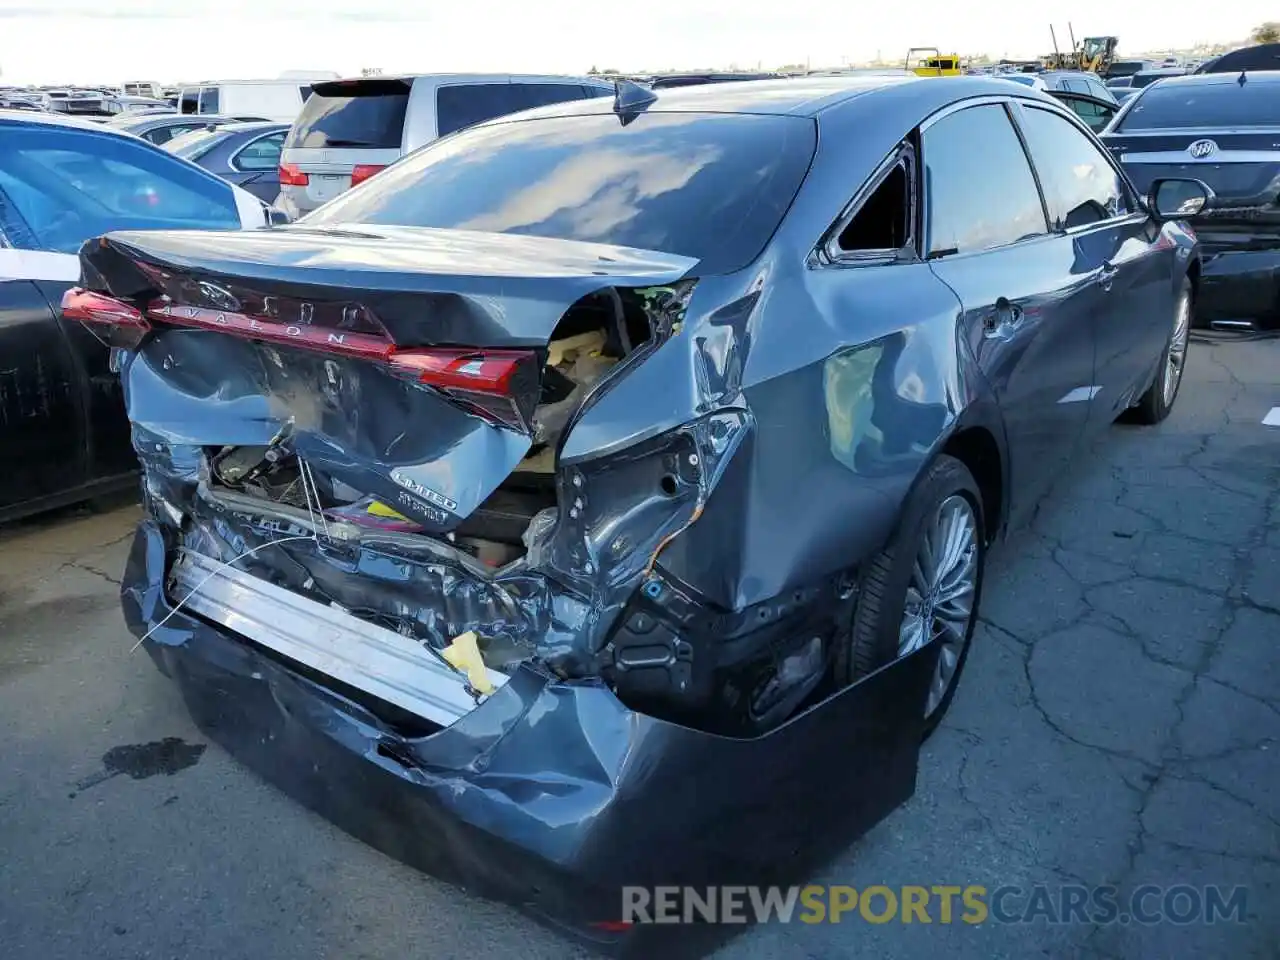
xmin=298 ymin=85 xmax=313 ymax=102
xmin=179 ymin=89 xmax=198 ymax=114
xmin=435 ymin=83 xmax=528 ymax=136
xmin=1016 ymin=106 xmax=1130 ymax=228
xmin=0 ymin=127 xmax=239 ymax=253
xmin=922 ymin=103 xmax=1048 ymax=256
xmin=286 ymin=79 xmax=410 ymax=149
xmin=303 ymin=111 xmax=816 ymax=276
xmin=198 ymin=86 xmax=219 ymax=113
xmin=517 ymin=83 xmax=590 ymax=109
xmin=234 ymin=132 xmax=285 ymax=171
xmin=1119 ymin=82 xmax=1280 ymax=130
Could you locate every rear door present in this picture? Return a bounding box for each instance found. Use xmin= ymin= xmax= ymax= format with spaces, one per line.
xmin=1015 ymin=102 xmax=1169 ymax=423
xmin=279 ymin=78 xmax=411 ymax=213
xmin=921 ymin=101 xmax=1097 ymax=521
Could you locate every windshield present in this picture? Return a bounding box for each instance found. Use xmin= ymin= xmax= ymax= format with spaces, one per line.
xmin=302 ymin=111 xmax=817 ymax=276
xmin=1119 ymin=81 xmax=1280 ymax=130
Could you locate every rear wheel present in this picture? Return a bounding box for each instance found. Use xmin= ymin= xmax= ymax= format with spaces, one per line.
xmin=1130 ymin=278 xmax=1191 ymax=425
xmin=835 ymin=455 xmax=985 ymax=739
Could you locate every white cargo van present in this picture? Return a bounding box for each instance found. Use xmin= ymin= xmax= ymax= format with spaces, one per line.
xmin=178 ymin=80 xmax=316 ymax=123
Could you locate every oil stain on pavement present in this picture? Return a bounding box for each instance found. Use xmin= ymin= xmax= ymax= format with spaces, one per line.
xmin=70 ymin=738 xmax=207 ymax=795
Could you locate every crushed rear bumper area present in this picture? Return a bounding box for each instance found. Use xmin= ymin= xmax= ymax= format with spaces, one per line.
xmin=123 ymin=520 xmax=936 ymax=951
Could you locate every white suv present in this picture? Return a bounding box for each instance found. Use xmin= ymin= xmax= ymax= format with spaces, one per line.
xmin=275 ymin=73 xmax=614 ymax=218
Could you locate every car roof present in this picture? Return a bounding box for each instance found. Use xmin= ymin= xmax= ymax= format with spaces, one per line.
xmin=0 ymin=108 xmax=118 ymax=131
xmin=1143 ymin=69 xmax=1280 ymax=87
xmin=480 ymin=75 xmax=1053 ymax=128
xmin=315 ymin=73 xmax=609 ymax=88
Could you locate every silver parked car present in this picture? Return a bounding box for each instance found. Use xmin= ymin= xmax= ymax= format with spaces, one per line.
xmin=275 ymin=74 xmax=614 ymax=217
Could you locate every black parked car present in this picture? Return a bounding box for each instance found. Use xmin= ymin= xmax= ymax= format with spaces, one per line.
xmin=0 ymin=111 xmax=271 ymax=522
xmin=1103 ymin=70 xmax=1280 ymax=326
xmin=106 ymin=112 xmax=270 ymax=146
xmin=647 ymin=71 xmax=783 ymax=88
xmin=165 ymin=121 xmax=290 ymax=204
xmin=68 ymin=76 xmax=1205 ymax=942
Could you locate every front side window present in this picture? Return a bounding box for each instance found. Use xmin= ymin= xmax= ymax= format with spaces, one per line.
xmin=234 ymin=132 xmax=285 ymax=171
xmin=0 ymin=128 xmax=239 ymax=253
xmin=1017 ymin=105 xmax=1131 ymax=229
xmin=921 ymin=103 xmax=1048 ymax=257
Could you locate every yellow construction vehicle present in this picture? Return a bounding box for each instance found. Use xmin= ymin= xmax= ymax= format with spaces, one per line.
xmin=1043 ymin=25 xmax=1119 ymax=74
xmin=905 ymin=47 xmax=964 ymax=76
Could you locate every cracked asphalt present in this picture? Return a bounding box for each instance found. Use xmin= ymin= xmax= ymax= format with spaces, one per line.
xmin=1 ymin=337 xmax=1277 ymax=959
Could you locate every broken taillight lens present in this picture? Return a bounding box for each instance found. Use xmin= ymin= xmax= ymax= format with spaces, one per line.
xmin=63 ymin=288 xmax=540 ymax=433
xmin=388 ymin=348 xmax=540 ymax=432
xmin=61 ymin=287 xmax=151 ymax=348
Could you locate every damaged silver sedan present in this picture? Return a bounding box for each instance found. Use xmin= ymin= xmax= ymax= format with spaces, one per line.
xmin=67 ymin=75 xmax=1203 ymax=943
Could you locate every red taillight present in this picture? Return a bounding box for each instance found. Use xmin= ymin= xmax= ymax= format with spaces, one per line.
xmin=387 ymin=349 xmax=529 ymax=394
xmin=61 ymin=288 xmax=149 ymax=330
xmin=278 ymin=162 xmax=309 ymax=186
xmin=350 ymin=163 xmax=386 ymax=187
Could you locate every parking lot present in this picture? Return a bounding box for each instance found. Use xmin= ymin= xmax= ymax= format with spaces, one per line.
xmin=0 ymin=333 xmax=1274 ymax=959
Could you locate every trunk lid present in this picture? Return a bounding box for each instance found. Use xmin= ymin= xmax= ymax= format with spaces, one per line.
xmin=82 ymin=225 xmax=695 ymax=530
xmin=1106 ymin=129 xmax=1280 ymax=223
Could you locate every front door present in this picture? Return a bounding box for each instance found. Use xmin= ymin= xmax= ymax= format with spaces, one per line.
xmin=920 ymin=101 xmax=1097 ymax=522
xmin=1012 ymin=101 xmax=1172 ymax=424
xmin=0 ymin=271 xmax=86 ymax=515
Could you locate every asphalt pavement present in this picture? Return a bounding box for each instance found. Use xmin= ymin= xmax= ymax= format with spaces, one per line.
xmin=1 ymin=337 xmax=1277 ymax=959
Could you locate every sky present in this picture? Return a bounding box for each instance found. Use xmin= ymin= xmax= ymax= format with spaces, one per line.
xmin=0 ymin=0 xmax=1272 ymax=85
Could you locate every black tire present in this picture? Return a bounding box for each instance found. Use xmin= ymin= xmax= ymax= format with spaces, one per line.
xmin=834 ymin=454 xmax=986 ymax=740
xmin=1130 ymin=278 xmax=1192 ymax=425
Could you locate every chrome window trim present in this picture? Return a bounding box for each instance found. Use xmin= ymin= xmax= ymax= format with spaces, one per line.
xmin=1120 ymin=150 xmax=1280 ymax=164
xmin=1013 ymin=101 xmax=1144 ymax=231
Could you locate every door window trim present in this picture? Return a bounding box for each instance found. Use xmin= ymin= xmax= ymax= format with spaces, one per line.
xmin=917 ymin=96 xmax=1053 ymax=261
xmin=1007 ymin=100 xmax=1146 ymax=235
xmin=230 ymin=130 xmax=286 ymax=172
xmin=814 ymin=141 xmax=920 ymax=266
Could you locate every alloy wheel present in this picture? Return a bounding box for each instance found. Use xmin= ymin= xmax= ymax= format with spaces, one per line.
xmin=1163 ymin=290 xmax=1191 ymax=407
xmin=898 ymin=494 xmax=979 ymax=717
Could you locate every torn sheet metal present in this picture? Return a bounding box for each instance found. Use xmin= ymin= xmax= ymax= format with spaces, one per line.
xmin=124 ymin=520 xmax=936 ymax=952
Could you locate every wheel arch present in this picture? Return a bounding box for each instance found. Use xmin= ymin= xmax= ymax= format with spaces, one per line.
xmin=936 ymin=413 xmax=1008 ymax=544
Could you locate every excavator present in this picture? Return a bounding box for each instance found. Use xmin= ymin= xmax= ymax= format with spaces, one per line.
xmin=1042 ymin=25 xmax=1118 ymax=74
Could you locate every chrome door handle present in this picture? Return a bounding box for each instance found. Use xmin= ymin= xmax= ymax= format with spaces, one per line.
xmin=983 ymin=297 xmax=1025 ymax=340
xmin=1098 ymin=260 xmax=1118 ymax=292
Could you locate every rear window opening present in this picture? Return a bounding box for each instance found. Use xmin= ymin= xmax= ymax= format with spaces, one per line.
xmin=202 ymin=286 xmax=658 ymax=569
xmin=837 ymin=162 xmax=910 ymax=252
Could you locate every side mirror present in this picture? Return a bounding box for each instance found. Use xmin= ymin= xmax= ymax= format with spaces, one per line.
xmin=1148 ymin=178 xmax=1213 ymax=219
